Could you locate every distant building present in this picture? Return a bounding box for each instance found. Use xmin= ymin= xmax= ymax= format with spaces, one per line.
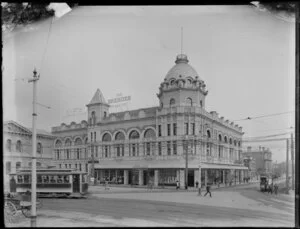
xmin=51 ymin=54 xmax=248 ymax=188
xmin=243 ymin=146 xmax=273 ymax=176
xmin=3 ymin=120 xmax=55 ymax=191
xmin=242 ymin=156 xmax=256 ymax=180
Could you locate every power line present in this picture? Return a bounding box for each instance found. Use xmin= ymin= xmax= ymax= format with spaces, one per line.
xmin=233 ymin=111 xmax=294 ymax=122
xmin=243 ymin=131 xmax=294 ymax=140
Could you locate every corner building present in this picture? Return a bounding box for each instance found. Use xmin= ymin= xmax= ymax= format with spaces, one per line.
xmin=52 ymin=54 xmax=248 ymax=188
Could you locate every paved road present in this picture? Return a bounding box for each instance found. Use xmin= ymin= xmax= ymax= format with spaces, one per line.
xmin=6 ymin=181 xmax=294 ymax=227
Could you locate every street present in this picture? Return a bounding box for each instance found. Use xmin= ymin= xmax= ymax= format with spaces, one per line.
xmin=6 ymin=182 xmax=295 ymax=227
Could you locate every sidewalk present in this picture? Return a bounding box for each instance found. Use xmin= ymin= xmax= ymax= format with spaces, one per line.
xmin=88 ymin=181 xmax=258 ymax=194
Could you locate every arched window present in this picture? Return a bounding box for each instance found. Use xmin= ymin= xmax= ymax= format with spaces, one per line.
xmin=224 ymin=136 xmax=228 ymax=144
xmin=207 ymin=130 xmax=211 ymax=138
xmin=115 ymin=132 xmax=125 ymax=141
xmin=55 ymin=140 xmax=62 ymax=148
xmin=170 ymin=79 xmax=175 ymax=85
xmin=104 ymin=112 xmax=107 ymax=118
xmin=170 ymin=98 xmax=175 ymax=106
xmin=200 ymin=100 xmax=203 ymax=108
xmin=187 ymin=78 xmax=192 ymax=84
xmin=37 ymin=143 xmax=43 ymax=154
xmin=16 ymin=162 xmax=21 ymax=170
xmin=238 ymin=141 xmax=241 ymax=147
xmin=218 ymin=134 xmax=222 ymax=142
xmin=102 ymin=133 xmax=111 ymax=142
xmin=234 ymin=140 xmax=237 ymax=146
xmin=65 ymin=139 xmax=72 ymax=147
xmin=75 ymin=138 xmax=83 ymax=146
xmin=16 ymin=140 xmax=22 ymax=152
xmin=91 ymin=111 xmax=96 ymax=124
xmin=129 ymin=130 xmax=140 ymax=140
xmin=229 ymin=138 xmax=232 ymax=145
xmin=186 ymin=97 xmax=192 ymax=106
xmin=144 ymin=129 xmax=156 ymax=139
xmin=6 ymin=139 xmax=12 ymax=152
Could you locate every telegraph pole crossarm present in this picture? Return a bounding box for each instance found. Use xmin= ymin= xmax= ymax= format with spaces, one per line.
xmin=28 ymin=68 xmax=40 ymax=227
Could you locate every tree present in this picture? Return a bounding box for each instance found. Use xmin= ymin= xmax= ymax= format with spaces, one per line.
xmin=1 ymin=3 xmax=77 ymax=32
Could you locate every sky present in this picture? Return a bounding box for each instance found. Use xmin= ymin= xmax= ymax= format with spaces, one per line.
xmin=2 ymin=5 xmax=295 ymax=163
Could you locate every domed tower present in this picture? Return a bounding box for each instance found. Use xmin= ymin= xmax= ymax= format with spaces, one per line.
xmin=86 ymin=88 xmax=109 ymax=125
xmin=157 ymin=54 xmax=208 ymax=109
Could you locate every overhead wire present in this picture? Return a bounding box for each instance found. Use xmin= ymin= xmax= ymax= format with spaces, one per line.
xmin=233 ymin=111 xmax=294 ymax=122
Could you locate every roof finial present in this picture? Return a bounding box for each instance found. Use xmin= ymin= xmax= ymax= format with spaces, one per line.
xmin=181 ymin=27 xmax=183 ymax=55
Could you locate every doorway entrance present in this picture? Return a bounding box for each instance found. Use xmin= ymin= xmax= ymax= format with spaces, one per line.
xmin=72 ymin=174 xmax=80 ymax=193
xmin=188 ymin=170 xmax=194 ymax=187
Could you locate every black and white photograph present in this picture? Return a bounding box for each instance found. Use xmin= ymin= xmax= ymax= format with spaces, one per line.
xmin=2 ymin=3 xmax=297 ymax=227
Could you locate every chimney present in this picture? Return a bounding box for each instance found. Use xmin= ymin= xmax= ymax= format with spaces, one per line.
xmin=247 ymin=146 xmax=251 ymax=152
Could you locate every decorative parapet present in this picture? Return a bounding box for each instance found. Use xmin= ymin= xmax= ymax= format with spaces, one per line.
xmin=52 ymin=120 xmax=88 ymax=133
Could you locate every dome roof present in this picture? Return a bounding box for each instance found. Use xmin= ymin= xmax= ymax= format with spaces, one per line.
xmin=164 ymin=54 xmax=200 ymax=81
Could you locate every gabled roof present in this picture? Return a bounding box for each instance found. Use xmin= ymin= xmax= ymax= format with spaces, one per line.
xmin=4 ymin=120 xmax=53 ymax=137
xmin=87 ymin=88 xmax=108 ymax=106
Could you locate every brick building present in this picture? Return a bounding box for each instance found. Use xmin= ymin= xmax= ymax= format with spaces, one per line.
xmin=51 ymin=54 xmax=248 ymax=188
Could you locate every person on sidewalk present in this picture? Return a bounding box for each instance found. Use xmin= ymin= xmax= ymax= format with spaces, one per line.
xmin=204 ymin=183 xmax=212 ymax=197
xmin=176 ymin=180 xmax=179 ymax=190
xmin=274 ymin=183 xmax=279 ymax=195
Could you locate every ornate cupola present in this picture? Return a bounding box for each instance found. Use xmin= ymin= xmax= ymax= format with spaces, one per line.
xmin=157 ymin=54 xmax=208 ymax=109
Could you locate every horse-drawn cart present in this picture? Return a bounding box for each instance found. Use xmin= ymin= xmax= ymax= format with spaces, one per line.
xmin=4 ymin=192 xmax=43 ymax=222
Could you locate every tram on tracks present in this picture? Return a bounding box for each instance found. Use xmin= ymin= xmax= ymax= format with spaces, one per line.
xmin=9 ymin=168 xmax=89 ymax=198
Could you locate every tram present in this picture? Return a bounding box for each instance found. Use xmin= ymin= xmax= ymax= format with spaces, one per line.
xmin=9 ymin=168 xmax=89 ymax=198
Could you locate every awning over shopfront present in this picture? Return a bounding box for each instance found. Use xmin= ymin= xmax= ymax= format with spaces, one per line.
xmin=94 ymin=159 xmax=248 ymax=170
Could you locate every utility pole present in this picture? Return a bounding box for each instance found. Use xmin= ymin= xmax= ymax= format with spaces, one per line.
xmin=28 ymin=68 xmax=40 ymax=227
xmin=291 ymin=133 xmax=294 ymax=190
xmin=285 ymin=138 xmax=289 ymax=194
xmin=185 ymin=136 xmax=188 ymax=190
xmin=91 ymin=143 xmax=95 ymax=185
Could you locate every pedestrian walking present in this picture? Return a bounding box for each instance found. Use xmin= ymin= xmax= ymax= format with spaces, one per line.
xmin=204 ymin=183 xmax=212 ymax=197
xmin=176 ymin=180 xmax=179 ymax=190
xmin=195 ymin=181 xmax=199 ymax=189
xmin=105 ymin=177 xmax=110 ymax=190
xmin=274 ymin=183 xmax=279 ymax=195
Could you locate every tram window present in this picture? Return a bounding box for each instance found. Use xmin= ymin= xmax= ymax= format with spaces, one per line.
xmin=17 ymin=175 xmax=23 ymax=183
xmin=50 ymin=176 xmax=56 ymax=183
xmin=64 ymin=176 xmax=70 ymax=183
xmin=57 ymin=176 xmax=63 ymax=183
xmin=24 ymin=175 xmax=30 ymax=183
xmin=37 ymin=175 xmax=42 ymax=183
xmin=43 ymin=176 xmax=49 ymax=183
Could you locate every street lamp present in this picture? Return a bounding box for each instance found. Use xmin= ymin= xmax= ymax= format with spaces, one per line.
xmin=185 ymin=135 xmax=188 ymax=190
